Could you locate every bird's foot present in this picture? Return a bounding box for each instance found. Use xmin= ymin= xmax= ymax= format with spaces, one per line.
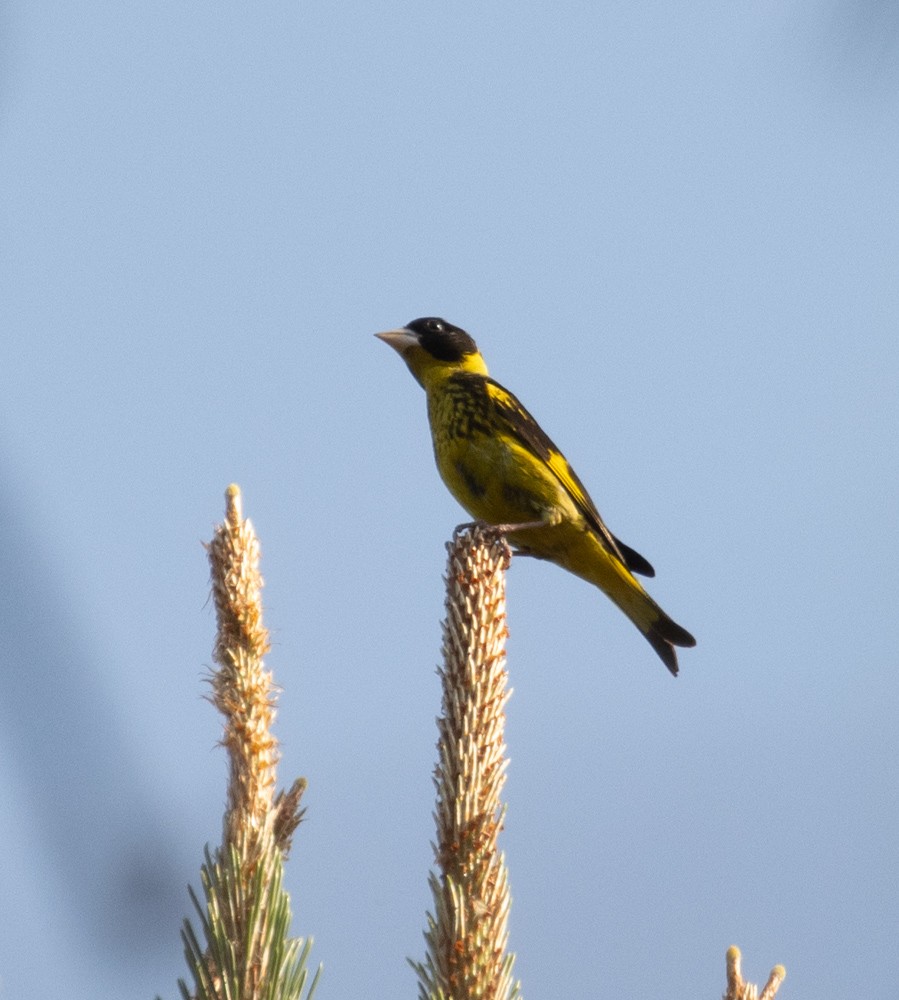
xmin=454 ymin=516 xmax=556 ymax=541
xmin=453 ymin=519 xmax=484 ymax=538
xmin=489 ymin=518 xmax=552 ymax=534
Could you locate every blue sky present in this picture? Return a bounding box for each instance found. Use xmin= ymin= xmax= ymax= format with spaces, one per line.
xmin=1 ymin=2 xmax=898 ymax=998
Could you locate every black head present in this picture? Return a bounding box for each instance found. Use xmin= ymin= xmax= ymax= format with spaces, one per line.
xmin=406 ymin=317 xmax=479 ymax=362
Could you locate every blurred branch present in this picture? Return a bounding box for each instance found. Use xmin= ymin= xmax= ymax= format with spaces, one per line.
xmin=723 ymin=945 xmax=786 ymax=1000
xmin=412 ymin=525 xmax=520 ymax=1000
xmin=174 ymin=484 xmax=319 ymax=1000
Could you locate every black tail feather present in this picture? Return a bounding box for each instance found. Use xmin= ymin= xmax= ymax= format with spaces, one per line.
xmin=646 ymin=630 xmax=680 ymax=676
xmin=612 ymin=535 xmax=655 ymax=577
xmin=646 ymin=615 xmax=696 ymax=677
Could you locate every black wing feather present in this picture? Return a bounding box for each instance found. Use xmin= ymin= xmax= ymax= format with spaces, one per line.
xmin=475 ymin=375 xmax=648 ymax=572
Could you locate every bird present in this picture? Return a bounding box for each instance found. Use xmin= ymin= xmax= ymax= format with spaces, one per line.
xmin=375 ymin=317 xmax=696 ymax=675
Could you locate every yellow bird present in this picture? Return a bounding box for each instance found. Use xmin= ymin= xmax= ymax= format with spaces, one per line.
xmin=376 ymin=317 xmax=696 ymax=675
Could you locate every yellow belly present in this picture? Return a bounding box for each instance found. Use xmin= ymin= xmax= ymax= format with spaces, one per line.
xmin=432 ymin=427 xmax=580 ymax=527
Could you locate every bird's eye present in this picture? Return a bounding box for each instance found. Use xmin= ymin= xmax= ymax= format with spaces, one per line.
xmin=428 ymin=320 xmax=444 ymax=333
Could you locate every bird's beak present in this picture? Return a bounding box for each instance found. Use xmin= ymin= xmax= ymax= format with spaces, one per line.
xmin=375 ymin=328 xmax=418 ymax=355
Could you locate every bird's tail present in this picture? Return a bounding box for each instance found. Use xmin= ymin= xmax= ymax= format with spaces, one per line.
xmin=580 ymin=536 xmax=696 ymax=676
xmin=641 ymin=607 xmax=696 ymax=677
xmin=526 ymin=524 xmax=695 ymax=675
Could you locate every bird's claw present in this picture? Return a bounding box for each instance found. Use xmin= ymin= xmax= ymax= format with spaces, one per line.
xmin=453 ymin=518 xmax=553 ymax=542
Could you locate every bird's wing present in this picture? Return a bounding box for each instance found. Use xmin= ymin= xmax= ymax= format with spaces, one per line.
xmin=610 ymin=535 xmax=655 ymax=577
xmin=484 ymin=377 xmax=641 ymax=570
